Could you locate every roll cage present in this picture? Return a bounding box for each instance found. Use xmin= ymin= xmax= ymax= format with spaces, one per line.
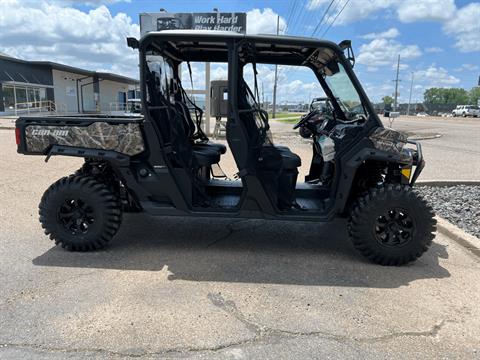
xmin=137 ymin=30 xmax=381 ymax=156
xmin=132 ymin=30 xmax=387 ymax=217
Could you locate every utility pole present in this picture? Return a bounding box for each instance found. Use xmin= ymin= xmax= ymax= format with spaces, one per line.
xmin=393 ymin=54 xmax=401 ymax=112
xmin=272 ymin=15 xmax=279 ymax=118
xmin=407 ymin=71 xmax=414 ymax=116
xmin=261 ymin=81 xmax=265 ymax=109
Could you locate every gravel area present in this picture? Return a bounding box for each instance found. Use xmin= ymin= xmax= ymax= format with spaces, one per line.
xmin=416 ymin=185 xmax=480 ymax=239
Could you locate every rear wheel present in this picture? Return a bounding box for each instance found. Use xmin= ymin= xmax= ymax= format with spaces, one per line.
xmin=39 ymin=175 xmax=122 ymax=251
xmin=348 ymin=184 xmax=436 ymax=265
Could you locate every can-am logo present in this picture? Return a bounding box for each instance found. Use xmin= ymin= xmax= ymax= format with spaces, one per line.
xmin=31 ymin=129 xmax=69 ymax=136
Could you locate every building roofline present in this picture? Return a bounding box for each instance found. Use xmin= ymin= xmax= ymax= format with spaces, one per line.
xmin=0 ymin=54 xmax=138 ymax=85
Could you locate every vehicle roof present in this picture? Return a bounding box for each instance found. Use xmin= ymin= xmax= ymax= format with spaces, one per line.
xmin=141 ymin=29 xmax=339 ymax=48
xmin=140 ymin=30 xmax=342 ymax=66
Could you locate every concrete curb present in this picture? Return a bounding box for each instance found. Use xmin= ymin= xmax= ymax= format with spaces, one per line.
xmin=436 ymin=216 xmax=480 ymax=257
xmin=416 ymin=180 xmax=480 ymax=187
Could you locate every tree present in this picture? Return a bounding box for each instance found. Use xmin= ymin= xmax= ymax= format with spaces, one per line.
xmin=382 ymin=96 xmax=394 ymax=105
xmin=469 ymin=87 xmax=480 ymax=105
xmin=423 ymin=87 xmax=469 ymax=104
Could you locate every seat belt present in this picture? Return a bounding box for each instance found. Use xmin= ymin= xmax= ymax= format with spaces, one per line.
xmin=186 ymin=61 xmax=208 ymax=141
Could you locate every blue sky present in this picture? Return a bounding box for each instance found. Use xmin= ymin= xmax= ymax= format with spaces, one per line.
xmin=1 ymin=0 xmax=479 ymax=103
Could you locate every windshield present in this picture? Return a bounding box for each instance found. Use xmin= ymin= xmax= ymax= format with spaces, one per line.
xmin=323 ymin=62 xmax=367 ymax=120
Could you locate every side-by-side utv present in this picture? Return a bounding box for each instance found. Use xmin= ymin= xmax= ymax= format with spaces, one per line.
xmin=15 ymin=30 xmax=436 ymax=265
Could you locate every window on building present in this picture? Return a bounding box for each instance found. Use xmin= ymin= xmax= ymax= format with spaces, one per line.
xmin=15 ymin=87 xmax=27 ymax=109
xmin=2 ymin=85 xmax=15 ymax=111
xmin=2 ymin=85 xmax=49 ymax=113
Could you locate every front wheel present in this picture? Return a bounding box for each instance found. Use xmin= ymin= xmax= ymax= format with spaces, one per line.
xmin=348 ymin=184 xmax=436 ymax=266
xmin=39 ymin=175 xmax=122 ymax=251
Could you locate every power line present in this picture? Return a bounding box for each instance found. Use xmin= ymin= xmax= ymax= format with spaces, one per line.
xmin=311 ymin=0 xmax=336 ymax=37
xmin=286 ymin=0 xmax=303 ymax=35
xmin=321 ymin=0 xmax=351 ymax=37
xmin=285 ymin=0 xmax=297 ymax=33
xmin=296 ymin=0 xmax=314 ymax=36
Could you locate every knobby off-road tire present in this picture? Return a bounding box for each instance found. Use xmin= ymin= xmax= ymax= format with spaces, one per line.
xmin=39 ymin=175 xmax=122 ymax=251
xmin=348 ymin=184 xmax=436 ymax=266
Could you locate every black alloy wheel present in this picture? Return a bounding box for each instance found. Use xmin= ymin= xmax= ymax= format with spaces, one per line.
xmin=374 ymin=208 xmax=414 ymax=247
xmin=58 ymin=198 xmax=95 ymax=235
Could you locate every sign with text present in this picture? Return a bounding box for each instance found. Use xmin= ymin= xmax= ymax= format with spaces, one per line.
xmin=140 ymin=12 xmax=246 ymax=36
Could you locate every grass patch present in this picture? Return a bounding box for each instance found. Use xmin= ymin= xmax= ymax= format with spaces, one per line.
xmin=268 ymin=112 xmax=305 ymax=119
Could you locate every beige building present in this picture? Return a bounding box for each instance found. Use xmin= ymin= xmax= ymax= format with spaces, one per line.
xmin=0 ymin=53 xmax=139 ymax=115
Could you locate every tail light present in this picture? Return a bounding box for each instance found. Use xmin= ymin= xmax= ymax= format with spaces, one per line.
xmin=15 ymin=127 xmax=21 ymax=145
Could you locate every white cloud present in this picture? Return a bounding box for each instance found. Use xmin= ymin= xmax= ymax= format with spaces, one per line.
xmin=397 ymin=0 xmax=456 ymax=22
xmin=357 ymin=38 xmax=422 ymax=68
xmin=246 ymin=8 xmax=286 ymax=34
xmin=361 ymin=28 xmax=399 ymax=40
xmin=307 ymin=0 xmax=331 ymax=10
xmin=307 ymin=0 xmax=457 ymax=25
xmin=443 ymin=3 xmax=480 ymax=52
xmin=0 ymin=0 xmax=139 ymax=78
xmin=454 ymin=64 xmax=480 ymax=72
xmin=305 ymin=0 xmax=479 ymax=55
xmin=415 ymin=65 xmax=460 ymax=86
xmin=425 ymin=47 xmax=444 ymax=53
xmin=393 ymin=63 xmax=410 ymax=71
xmin=363 ymin=81 xmax=395 ymax=102
xmin=324 ymin=0 xmax=397 ymax=26
xmin=53 ymin=0 xmax=130 ymax=5
xmin=211 ymin=65 xmax=228 ymax=81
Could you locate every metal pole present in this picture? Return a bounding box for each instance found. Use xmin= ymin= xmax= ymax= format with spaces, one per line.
xmin=272 ymin=15 xmax=279 ymax=119
xmin=205 ymin=62 xmax=211 ymax=135
xmin=393 ymin=54 xmax=400 ymax=112
xmin=13 ymin=83 xmax=17 ymax=116
xmin=407 ymin=71 xmax=414 ymax=116
xmin=261 ymin=81 xmax=264 ymax=109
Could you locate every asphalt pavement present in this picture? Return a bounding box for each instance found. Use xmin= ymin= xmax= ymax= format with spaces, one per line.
xmin=383 ymin=116 xmax=480 ymax=180
xmin=1 ymin=126 xmax=480 ymax=358
xmin=268 ymin=115 xmax=480 ymax=181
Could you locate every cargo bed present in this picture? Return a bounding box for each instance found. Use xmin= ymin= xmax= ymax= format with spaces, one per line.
xmin=16 ymin=114 xmax=145 ymax=157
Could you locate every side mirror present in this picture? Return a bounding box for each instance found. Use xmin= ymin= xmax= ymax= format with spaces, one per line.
xmin=127 ymin=37 xmax=139 ymax=49
xmin=338 ymin=40 xmax=355 ymax=68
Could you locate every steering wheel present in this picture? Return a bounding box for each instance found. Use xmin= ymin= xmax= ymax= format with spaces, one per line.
xmin=293 ymin=110 xmax=319 ymax=130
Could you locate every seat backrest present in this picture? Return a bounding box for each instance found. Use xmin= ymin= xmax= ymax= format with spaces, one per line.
xmin=238 ymin=80 xmax=271 ymax=148
xmin=175 ymin=101 xmax=196 ymax=139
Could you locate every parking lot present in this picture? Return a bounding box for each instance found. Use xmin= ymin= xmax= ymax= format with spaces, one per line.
xmin=1 ymin=118 xmax=480 ymax=358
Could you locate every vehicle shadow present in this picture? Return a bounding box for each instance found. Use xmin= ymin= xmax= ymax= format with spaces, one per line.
xmin=33 ymin=214 xmax=450 ymax=288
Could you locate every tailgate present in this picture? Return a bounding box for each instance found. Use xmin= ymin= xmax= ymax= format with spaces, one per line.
xmin=15 ymin=116 xmax=145 ymax=156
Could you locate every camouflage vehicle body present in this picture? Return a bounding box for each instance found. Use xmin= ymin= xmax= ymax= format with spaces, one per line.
xmin=16 ymin=115 xmax=144 ymax=157
xmin=14 ymin=30 xmax=434 ymax=266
